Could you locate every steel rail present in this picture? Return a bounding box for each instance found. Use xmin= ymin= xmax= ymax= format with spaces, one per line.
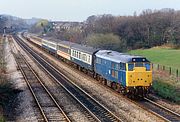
xmin=12 ymin=36 xmax=71 ymax=122
xmin=16 ymin=34 xmax=123 ymax=122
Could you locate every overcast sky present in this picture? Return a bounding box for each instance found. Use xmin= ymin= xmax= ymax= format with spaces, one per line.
xmin=0 ymin=0 xmax=180 ymax=21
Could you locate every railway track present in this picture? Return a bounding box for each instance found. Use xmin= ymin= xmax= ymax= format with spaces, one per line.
xmin=14 ymin=35 xmax=123 ymax=122
xmin=139 ymin=97 xmax=180 ymax=122
xmin=12 ymin=36 xmax=101 ymax=122
xmin=11 ymin=41 xmax=71 ymax=122
xmin=20 ymin=34 xmax=180 ymax=122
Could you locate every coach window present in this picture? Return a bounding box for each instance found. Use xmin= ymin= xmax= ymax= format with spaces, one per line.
xmin=72 ymin=50 xmax=74 ymax=56
xmin=78 ymin=52 xmax=80 ymax=59
xmin=84 ymin=55 xmax=87 ymax=61
xmin=76 ymin=51 xmax=78 ymax=58
xmin=74 ymin=50 xmax=76 ymax=57
xmin=79 ymin=52 xmax=81 ymax=59
xmin=82 ymin=54 xmax=85 ymax=61
xmin=88 ymin=56 xmax=90 ymax=63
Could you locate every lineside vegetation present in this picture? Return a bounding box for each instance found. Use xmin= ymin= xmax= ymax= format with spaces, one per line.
xmin=0 ymin=36 xmax=19 ymax=121
xmin=153 ymin=78 xmax=180 ymax=103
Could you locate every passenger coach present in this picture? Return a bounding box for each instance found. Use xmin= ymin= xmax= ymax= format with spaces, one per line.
xmin=70 ymin=44 xmax=99 ymax=71
xmin=29 ymin=35 xmax=42 ymax=47
xmin=42 ymin=39 xmax=57 ymax=54
xmin=57 ymin=41 xmax=74 ymax=61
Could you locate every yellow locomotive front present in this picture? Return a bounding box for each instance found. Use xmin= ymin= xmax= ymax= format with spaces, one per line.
xmin=126 ymin=58 xmax=152 ymax=97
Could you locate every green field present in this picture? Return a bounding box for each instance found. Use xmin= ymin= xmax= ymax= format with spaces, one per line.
xmin=129 ymin=48 xmax=180 ymax=69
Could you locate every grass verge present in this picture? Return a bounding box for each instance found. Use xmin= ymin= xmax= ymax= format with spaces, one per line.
xmin=152 ymin=78 xmax=180 ymax=103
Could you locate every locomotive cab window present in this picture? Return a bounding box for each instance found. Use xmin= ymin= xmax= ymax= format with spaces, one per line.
xmin=145 ymin=63 xmax=151 ymax=71
xmin=128 ymin=63 xmax=134 ymax=71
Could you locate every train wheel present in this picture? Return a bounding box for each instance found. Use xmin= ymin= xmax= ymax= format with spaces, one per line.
xmin=111 ymin=82 xmax=117 ymax=90
xmin=84 ymin=69 xmax=88 ymax=74
xmin=95 ymin=74 xmax=99 ymax=81
xmin=103 ymin=79 xmax=107 ymax=85
xmin=116 ymin=84 xmax=121 ymax=93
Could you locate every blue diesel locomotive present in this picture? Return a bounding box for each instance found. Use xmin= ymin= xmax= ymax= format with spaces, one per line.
xmin=94 ymin=50 xmax=152 ymax=96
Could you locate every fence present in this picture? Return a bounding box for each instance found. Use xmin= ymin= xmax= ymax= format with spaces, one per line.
xmin=152 ymin=63 xmax=179 ymax=81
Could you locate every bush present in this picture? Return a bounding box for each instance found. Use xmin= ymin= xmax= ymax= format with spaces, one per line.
xmin=152 ymin=78 xmax=180 ymax=103
xmin=85 ymin=33 xmax=126 ymax=52
xmin=0 ymin=79 xmax=18 ymax=106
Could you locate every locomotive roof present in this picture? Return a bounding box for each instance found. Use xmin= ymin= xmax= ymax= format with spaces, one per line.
xmin=95 ymin=50 xmax=149 ymax=63
xmin=71 ymin=43 xmax=99 ymax=54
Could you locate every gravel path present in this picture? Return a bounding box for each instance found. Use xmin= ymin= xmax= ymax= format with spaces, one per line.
xmin=5 ymin=37 xmax=38 ymax=122
xmin=19 ymin=35 xmax=166 ymax=122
